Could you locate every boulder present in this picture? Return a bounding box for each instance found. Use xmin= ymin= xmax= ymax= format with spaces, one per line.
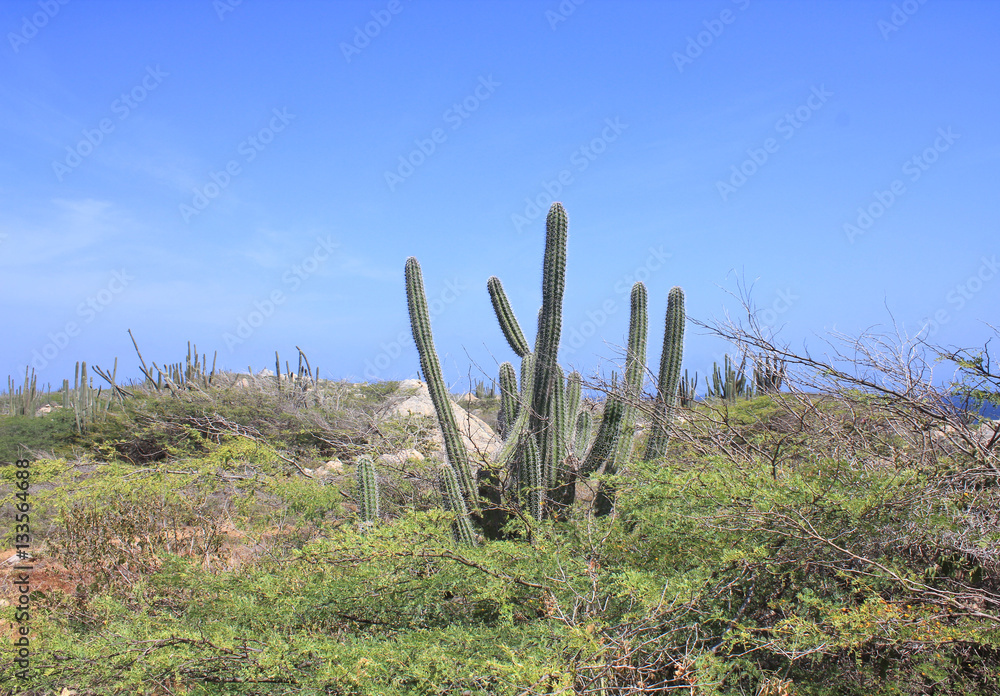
xmin=377 ymin=448 xmax=426 ymax=466
xmin=314 ymin=459 xmax=344 ymax=477
xmin=383 ymin=380 xmax=500 ymax=459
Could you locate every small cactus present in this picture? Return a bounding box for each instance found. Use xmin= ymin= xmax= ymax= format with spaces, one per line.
xmin=357 ymin=456 xmax=380 ymax=528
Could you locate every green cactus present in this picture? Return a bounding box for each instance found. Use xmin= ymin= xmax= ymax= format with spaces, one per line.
xmin=488 ymin=276 xmax=531 ymax=358
xmin=580 ymin=374 xmax=625 ymax=477
xmin=707 ymin=354 xmax=752 ymax=403
xmin=573 ymin=409 xmax=593 ymax=458
xmin=644 ymin=286 xmax=685 ymax=460
xmin=678 ymin=369 xmax=698 ymax=407
xmin=438 ymin=463 xmax=478 ymax=546
xmin=357 ymin=456 xmax=380 ymax=528
xmin=597 ymin=282 xmax=648 ymax=516
xmin=546 ymin=363 xmax=567 ymax=492
xmin=527 ymin=203 xmax=568 ymax=491
xmin=754 ymin=354 xmax=786 ymax=394
xmin=564 ymin=371 xmax=582 ymax=453
xmin=497 ymin=361 xmax=519 ymax=440
xmin=406 ymin=202 xmax=688 ymax=532
xmin=405 ymin=257 xmax=478 ymax=511
xmin=521 ymin=435 xmax=543 ymax=522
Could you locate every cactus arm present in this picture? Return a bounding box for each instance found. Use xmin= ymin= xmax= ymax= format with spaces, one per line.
xmin=610 ymin=282 xmax=648 ymax=472
xmin=488 ymin=276 xmax=531 ymax=358
xmin=493 ymin=352 xmax=536 ymax=469
xmin=580 ymin=386 xmax=624 ymax=477
xmin=497 ymin=361 xmax=519 ymax=440
xmin=573 ymin=409 xmax=593 ymax=457
xmin=564 ymin=371 xmax=582 ymax=452
xmin=644 ymin=286 xmax=685 ymax=460
xmin=439 ymin=464 xmax=478 ymax=546
xmin=405 ymin=257 xmax=478 ymax=511
xmin=546 ymin=363 xmax=568 ymax=492
xmin=529 ymin=202 xmax=569 ymax=482
xmin=522 ymin=435 xmax=543 ymax=521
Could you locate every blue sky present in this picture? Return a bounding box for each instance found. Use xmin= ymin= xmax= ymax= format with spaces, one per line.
xmin=2 ymin=0 xmax=998 ymax=394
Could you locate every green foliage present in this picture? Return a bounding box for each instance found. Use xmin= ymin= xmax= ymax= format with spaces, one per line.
xmin=0 ymin=408 xmax=78 ymax=462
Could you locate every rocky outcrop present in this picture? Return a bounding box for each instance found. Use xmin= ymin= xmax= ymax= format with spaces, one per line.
xmin=383 ymin=379 xmax=501 ymax=460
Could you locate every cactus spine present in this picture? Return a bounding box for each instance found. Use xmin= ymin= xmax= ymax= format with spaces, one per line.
xmin=644 ymin=286 xmax=686 ymax=460
xmin=405 ymin=257 xmax=478 ymax=511
xmin=357 ymin=456 xmax=380 ymax=528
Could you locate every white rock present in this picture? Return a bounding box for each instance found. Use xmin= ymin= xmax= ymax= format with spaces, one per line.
xmin=383 ymin=380 xmax=501 ymax=459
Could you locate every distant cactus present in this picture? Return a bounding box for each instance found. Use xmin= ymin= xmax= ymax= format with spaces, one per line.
xmin=754 ymin=354 xmax=786 ymax=394
xmin=707 ymin=354 xmax=752 ymax=403
xmin=678 ymin=369 xmax=698 ymax=407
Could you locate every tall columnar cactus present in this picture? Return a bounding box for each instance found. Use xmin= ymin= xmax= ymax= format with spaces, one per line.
xmin=496 ymin=361 xmax=519 ymax=440
xmin=488 ymin=276 xmax=531 ymax=358
xmin=644 ymin=286 xmax=686 ymax=460
xmin=438 ymin=463 xmax=478 ymax=546
xmin=564 ymin=371 xmax=582 ymax=453
xmin=521 ymin=435 xmax=543 ymax=522
xmin=529 ymin=202 xmax=568 ymax=481
xmin=573 ymin=409 xmax=593 ymax=458
xmin=545 ymin=363 xmax=568 ymax=491
xmin=596 ymin=283 xmax=648 ymax=516
xmin=580 ymin=374 xmax=625 ymax=477
xmin=357 ymin=456 xmax=380 ymax=528
xmin=407 ymin=202 xmax=687 ymax=533
xmin=611 ymin=282 xmax=648 ymax=471
xmin=405 ymin=257 xmax=478 ymax=511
